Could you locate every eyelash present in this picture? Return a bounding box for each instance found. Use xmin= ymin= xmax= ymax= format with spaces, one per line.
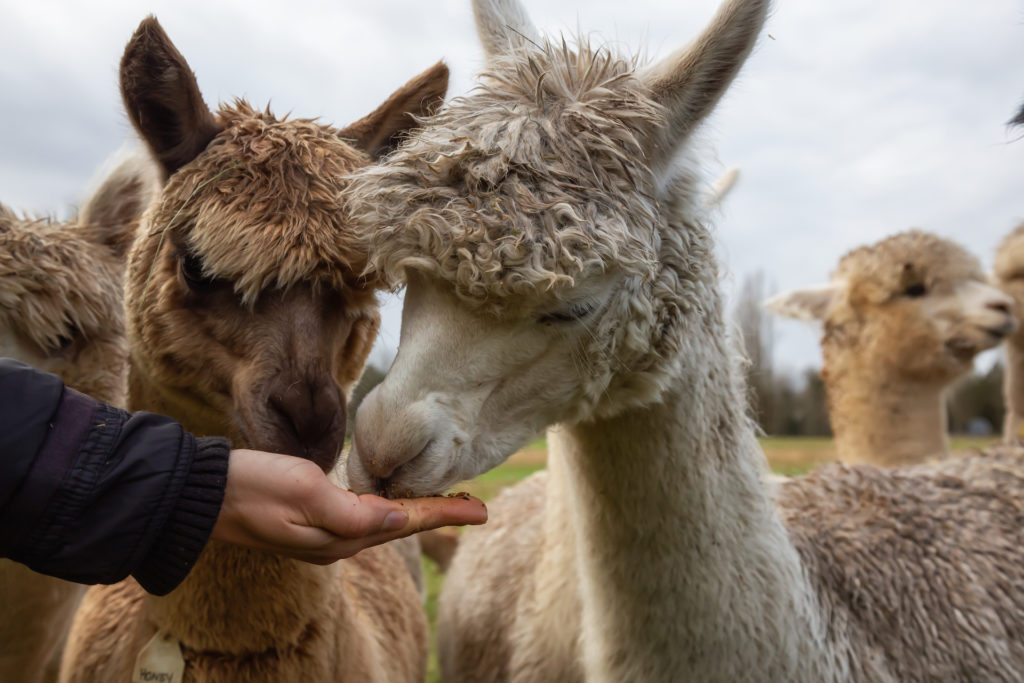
xmin=179 ymin=251 xmax=221 ymax=291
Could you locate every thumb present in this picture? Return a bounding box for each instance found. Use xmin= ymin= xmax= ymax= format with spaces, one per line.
xmin=307 ymin=486 xmax=409 ymax=538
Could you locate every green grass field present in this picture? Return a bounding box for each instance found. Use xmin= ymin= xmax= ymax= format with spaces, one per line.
xmin=420 ymin=434 xmax=1000 ymax=681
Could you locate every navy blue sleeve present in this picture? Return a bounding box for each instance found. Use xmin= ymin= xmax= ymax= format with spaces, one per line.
xmin=0 ymin=358 xmax=65 ymax=511
xmin=0 ymin=358 xmax=229 ymax=595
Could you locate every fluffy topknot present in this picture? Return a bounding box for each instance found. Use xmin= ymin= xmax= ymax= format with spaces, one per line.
xmin=143 ymin=101 xmax=375 ymax=307
xmin=347 ymin=41 xmax=665 ymax=318
xmin=834 ymin=229 xmax=985 ymax=307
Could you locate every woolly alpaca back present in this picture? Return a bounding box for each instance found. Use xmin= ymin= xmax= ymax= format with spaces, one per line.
xmin=0 ymin=150 xmax=159 ymax=683
xmin=767 ymin=230 xmax=1013 ymax=466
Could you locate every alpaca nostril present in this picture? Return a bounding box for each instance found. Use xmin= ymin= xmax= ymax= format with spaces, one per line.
xmin=267 ymin=382 xmax=342 ymax=452
xmin=988 ymin=301 xmax=1012 ymax=316
xmin=361 ymin=438 xmax=434 ymax=481
xmin=363 ymin=451 xmax=400 ymax=480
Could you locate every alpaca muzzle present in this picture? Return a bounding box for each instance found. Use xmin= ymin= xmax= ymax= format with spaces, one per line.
xmin=251 ymin=372 xmax=346 ymax=472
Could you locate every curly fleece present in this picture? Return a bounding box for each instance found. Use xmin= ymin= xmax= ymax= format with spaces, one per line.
xmin=346 ymin=41 xmax=714 ymax=417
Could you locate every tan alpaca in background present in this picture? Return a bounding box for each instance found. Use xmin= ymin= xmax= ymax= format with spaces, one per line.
xmin=343 ymin=0 xmax=1024 ymax=679
xmin=767 ymin=230 xmax=1013 ymax=466
xmin=59 ymin=18 xmax=448 ymax=683
xmin=0 ymin=151 xmax=158 ymax=683
xmin=994 ymin=223 xmax=1024 ymax=440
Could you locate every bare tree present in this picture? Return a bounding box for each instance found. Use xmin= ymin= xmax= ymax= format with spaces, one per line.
xmin=733 ymin=270 xmax=776 ymax=431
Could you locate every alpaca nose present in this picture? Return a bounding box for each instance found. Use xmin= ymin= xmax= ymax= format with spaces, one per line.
xmin=266 ymin=373 xmax=345 ymax=467
xmin=353 ymin=394 xmax=436 ymax=483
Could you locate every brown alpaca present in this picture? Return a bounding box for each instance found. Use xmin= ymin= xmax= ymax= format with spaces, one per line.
xmin=767 ymin=230 xmax=1014 ymax=466
xmin=0 ymin=151 xmax=158 ymax=683
xmin=58 ymin=18 xmax=449 ymax=683
xmin=994 ymin=222 xmax=1024 ymax=440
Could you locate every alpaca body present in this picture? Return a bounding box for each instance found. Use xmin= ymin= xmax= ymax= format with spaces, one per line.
xmin=343 ymin=0 xmax=1024 ymax=679
xmin=768 ymin=230 xmax=1014 ymax=466
xmin=0 ymin=151 xmax=157 ymax=683
xmin=445 ymin=431 xmax=1024 ymax=681
xmin=62 ymin=543 xmax=423 ymax=683
xmin=59 ymin=18 xmax=449 ymax=683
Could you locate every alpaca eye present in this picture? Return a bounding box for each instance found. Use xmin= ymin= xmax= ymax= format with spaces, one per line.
xmin=539 ymin=302 xmax=596 ymax=324
xmin=180 ymin=251 xmax=218 ymax=290
xmin=904 ymin=283 xmax=927 ymax=298
xmin=52 ymin=327 xmax=77 ymax=352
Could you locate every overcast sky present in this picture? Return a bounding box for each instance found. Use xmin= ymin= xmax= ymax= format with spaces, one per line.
xmin=3 ymin=0 xmax=1023 ymax=376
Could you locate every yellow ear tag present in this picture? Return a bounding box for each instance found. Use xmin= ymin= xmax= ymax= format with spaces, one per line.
xmin=132 ymin=631 xmax=186 ymax=683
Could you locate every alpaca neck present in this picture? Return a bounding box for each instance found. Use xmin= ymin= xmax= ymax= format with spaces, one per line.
xmin=550 ymin=335 xmax=836 ymax=681
xmin=127 ymin=364 xmax=338 ymax=653
xmin=1003 ymin=341 xmax=1024 ymax=442
xmin=824 ymin=359 xmax=949 ymax=466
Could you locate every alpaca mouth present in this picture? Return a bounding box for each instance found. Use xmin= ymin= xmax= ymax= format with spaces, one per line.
xmin=246 ymin=416 xmax=346 ymax=473
xmin=373 ymin=440 xmax=453 ymax=499
xmin=945 ymin=336 xmax=978 ymax=361
xmin=984 ymin=321 xmax=1016 ymax=339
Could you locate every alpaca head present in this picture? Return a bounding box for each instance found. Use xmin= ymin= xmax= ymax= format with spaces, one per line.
xmin=994 ymin=223 xmax=1024 ymax=351
xmin=0 ymin=152 xmax=158 ymax=405
xmin=767 ymin=230 xmax=1014 ymax=386
xmin=347 ymin=0 xmax=769 ymax=496
xmin=120 ymin=17 xmax=448 ymax=471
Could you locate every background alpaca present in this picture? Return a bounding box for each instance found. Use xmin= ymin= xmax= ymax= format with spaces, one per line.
xmin=0 ymin=151 xmax=158 ymax=683
xmin=344 ymin=0 xmax=1024 ymax=679
xmin=59 ymin=18 xmax=448 ymax=683
xmin=766 ymin=230 xmax=1014 ymax=466
xmin=994 ymin=222 xmax=1024 ymax=440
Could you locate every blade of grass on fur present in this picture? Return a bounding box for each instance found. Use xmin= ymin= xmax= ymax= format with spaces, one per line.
xmin=137 ymin=163 xmax=240 ymax=314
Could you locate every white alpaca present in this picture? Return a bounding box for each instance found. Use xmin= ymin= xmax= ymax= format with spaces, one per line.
xmin=0 ymin=150 xmax=157 ymax=683
xmin=344 ymin=0 xmax=1024 ymax=680
xmin=767 ymin=230 xmax=1014 ymax=466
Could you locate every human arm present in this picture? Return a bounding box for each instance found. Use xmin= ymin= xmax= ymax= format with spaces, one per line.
xmin=0 ymin=358 xmax=229 ymax=596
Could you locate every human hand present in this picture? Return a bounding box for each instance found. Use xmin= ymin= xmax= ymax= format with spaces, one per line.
xmin=211 ymin=448 xmax=487 ymax=564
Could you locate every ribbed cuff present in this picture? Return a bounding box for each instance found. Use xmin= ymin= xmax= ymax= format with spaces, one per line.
xmin=133 ymin=436 xmax=229 ymax=595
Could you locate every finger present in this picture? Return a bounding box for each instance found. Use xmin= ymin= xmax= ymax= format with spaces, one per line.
xmin=300 ymin=496 xmax=488 ymax=562
xmin=401 ymin=495 xmax=488 ymax=531
xmin=353 ymin=495 xmax=488 ymax=549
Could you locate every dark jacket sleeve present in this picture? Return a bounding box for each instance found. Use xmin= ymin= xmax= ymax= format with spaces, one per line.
xmin=0 ymin=358 xmax=230 ymax=595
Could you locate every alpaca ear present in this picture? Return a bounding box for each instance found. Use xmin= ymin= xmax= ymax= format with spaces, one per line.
xmin=704 ymin=166 xmax=740 ymax=208
xmin=764 ymin=282 xmax=844 ymax=322
xmin=120 ymin=16 xmax=222 ymax=179
xmin=1010 ymin=100 xmax=1024 ymax=128
xmin=473 ymin=0 xmax=541 ymax=59
xmin=638 ymin=0 xmax=769 ymax=171
xmin=338 ymin=61 xmax=450 ymax=160
xmin=77 ymin=149 xmax=160 ymax=259
xmin=335 ymin=311 xmax=381 ymax=397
